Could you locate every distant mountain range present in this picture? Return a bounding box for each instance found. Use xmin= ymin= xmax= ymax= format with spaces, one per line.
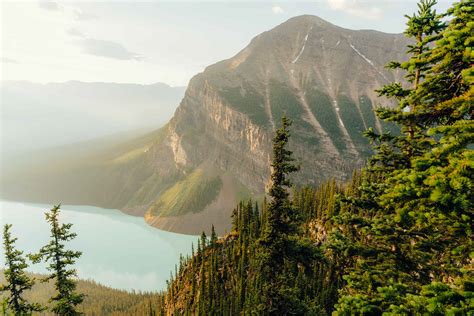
xmin=2 ymin=15 xmax=409 ymax=234
xmin=1 ymin=81 xmax=185 ymax=156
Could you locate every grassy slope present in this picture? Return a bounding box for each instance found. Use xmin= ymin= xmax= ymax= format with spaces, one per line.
xmin=305 ymin=85 xmax=348 ymax=153
xmin=337 ymin=95 xmax=372 ymax=156
xmin=148 ymin=168 xmax=223 ymax=217
xmin=1 ymin=126 xmax=172 ymax=214
xmin=219 ymin=82 xmax=268 ymax=127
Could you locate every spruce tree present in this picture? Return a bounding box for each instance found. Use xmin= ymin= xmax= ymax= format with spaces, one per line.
xmin=1 ymin=224 xmax=43 ymax=315
xmin=369 ymin=0 xmax=445 ymax=170
xmin=210 ymin=225 xmax=218 ymax=248
xmin=31 ymin=205 xmax=84 ymax=315
xmin=251 ymin=115 xmax=322 ymax=314
xmin=333 ymin=0 xmax=473 ymax=313
xmin=159 ymin=5 xmax=471 ymax=313
xmin=254 ymin=116 xmax=297 ymax=312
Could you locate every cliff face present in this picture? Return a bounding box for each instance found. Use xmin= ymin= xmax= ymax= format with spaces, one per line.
xmin=141 ymin=15 xmax=408 ymax=234
xmin=1 ymin=15 xmax=409 ymax=235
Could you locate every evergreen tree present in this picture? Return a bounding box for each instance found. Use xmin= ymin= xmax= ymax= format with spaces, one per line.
xmin=31 ymin=205 xmax=84 ymax=315
xmin=369 ymin=0 xmax=445 ymax=170
xmin=161 ymin=3 xmax=472 ymax=315
xmin=333 ymin=0 xmax=473 ymax=313
xmin=253 ymin=115 xmax=298 ymax=313
xmin=251 ymin=115 xmax=323 ymax=314
xmin=210 ymin=225 xmax=218 ymax=248
xmin=0 ymin=224 xmax=43 ymax=315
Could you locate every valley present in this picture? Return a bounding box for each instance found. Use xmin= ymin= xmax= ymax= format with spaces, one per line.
xmin=1 ymin=1 xmax=471 ymax=313
xmin=2 ymin=15 xmax=407 ymax=235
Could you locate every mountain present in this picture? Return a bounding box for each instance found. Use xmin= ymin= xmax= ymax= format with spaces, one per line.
xmin=1 ymin=16 xmax=409 ymax=234
xmin=0 ymin=81 xmax=186 ymax=156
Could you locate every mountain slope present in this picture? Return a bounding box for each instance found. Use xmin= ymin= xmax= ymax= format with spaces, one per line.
xmin=1 ymin=81 xmax=185 ymax=156
xmin=0 ymin=271 xmax=164 ymax=315
xmin=1 ymin=15 xmax=409 ymax=234
xmin=142 ymin=15 xmax=408 ymax=233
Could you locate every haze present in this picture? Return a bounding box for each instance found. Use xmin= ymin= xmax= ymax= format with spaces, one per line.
xmin=0 ymin=0 xmax=455 ymax=157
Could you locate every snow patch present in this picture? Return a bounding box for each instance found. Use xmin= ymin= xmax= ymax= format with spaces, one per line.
xmin=327 ymin=78 xmax=345 ymax=127
xmin=292 ymin=27 xmax=312 ymax=64
xmin=333 ymin=100 xmax=345 ymax=128
xmin=349 ymin=43 xmax=388 ymax=81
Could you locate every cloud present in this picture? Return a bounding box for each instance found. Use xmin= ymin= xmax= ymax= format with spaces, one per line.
xmin=67 ymin=28 xmax=85 ymax=38
xmin=1 ymin=57 xmax=20 ymax=64
xmin=38 ymin=0 xmax=62 ymax=11
xmin=73 ymin=8 xmax=97 ymax=21
xmin=272 ymin=5 xmax=284 ymax=15
xmin=68 ymin=27 xmax=140 ymax=61
xmin=327 ymin=0 xmax=382 ymax=20
xmin=76 ymin=38 xmax=143 ymax=61
xmin=38 ymin=1 xmax=97 ymax=20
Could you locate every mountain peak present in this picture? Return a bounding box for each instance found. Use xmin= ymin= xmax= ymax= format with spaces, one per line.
xmin=277 ymin=14 xmax=337 ymax=30
xmin=203 ymin=14 xmax=407 ymax=92
xmin=4 ymin=16 xmax=409 ymax=235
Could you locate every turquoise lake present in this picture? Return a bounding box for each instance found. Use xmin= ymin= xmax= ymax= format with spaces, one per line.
xmin=0 ymin=200 xmax=197 ymax=292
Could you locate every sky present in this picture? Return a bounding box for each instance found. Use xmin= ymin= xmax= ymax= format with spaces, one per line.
xmin=1 ymin=0 xmax=455 ymax=87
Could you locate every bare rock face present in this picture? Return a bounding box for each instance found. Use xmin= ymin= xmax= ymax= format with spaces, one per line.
xmin=2 ymin=15 xmax=409 ymax=235
xmin=142 ymin=15 xmax=408 ymax=234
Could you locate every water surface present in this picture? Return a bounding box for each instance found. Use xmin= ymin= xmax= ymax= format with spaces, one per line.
xmin=0 ymin=200 xmax=197 ymax=292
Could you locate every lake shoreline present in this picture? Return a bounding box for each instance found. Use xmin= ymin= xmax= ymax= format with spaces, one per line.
xmin=0 ymin=200 xmax=197 ymax=291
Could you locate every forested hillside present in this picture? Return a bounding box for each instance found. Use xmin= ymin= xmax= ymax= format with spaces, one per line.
xmin=162 ymin=1 xmax=473 ymax=314
xmin=0 ymin=272 xmax=164 ymax=315
xmin=1 ymin=0 xmax=472 ymax=315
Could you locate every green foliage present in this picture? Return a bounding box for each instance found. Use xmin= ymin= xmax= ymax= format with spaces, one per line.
xmin=163 ymin=117 xmax=344 ymax=315
xmin=337 ymin=95 xmax=372 ymax=156
xmin=5 ymin=2 xmax=471 ymax=315
xmin=148 ymin=169 xmax=223 ymax=216
xmin=31 ymin=205 xmax=84 ymax=316
xmin=305 ymin=87 xmax=347 ymax=153
xmin=0 ymin=224 xmax=43 ymax=315
xmin=401 ymin=280 xmax=473 ymax=315
xmin=1 ymin=195 xmax=165 ymax=315
xmin=1 ymin=271 xmax=164 ymax=315
xmin=332 ymin=0 xmax=473 ymax=314
xmin=164 ymin=1 xmax=472 ymax=314
xmin=269 ymin=81 xmax=306 ymax=127
xmin=252 ymin=115 xmax=317 ymax=314
xmin=2 ymin=126 xmax=175 ymax=214
xmin=219 ymin=83 xmax=268 ymax=126
xmin=358 ymin=96 xmax=378 ymax=133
